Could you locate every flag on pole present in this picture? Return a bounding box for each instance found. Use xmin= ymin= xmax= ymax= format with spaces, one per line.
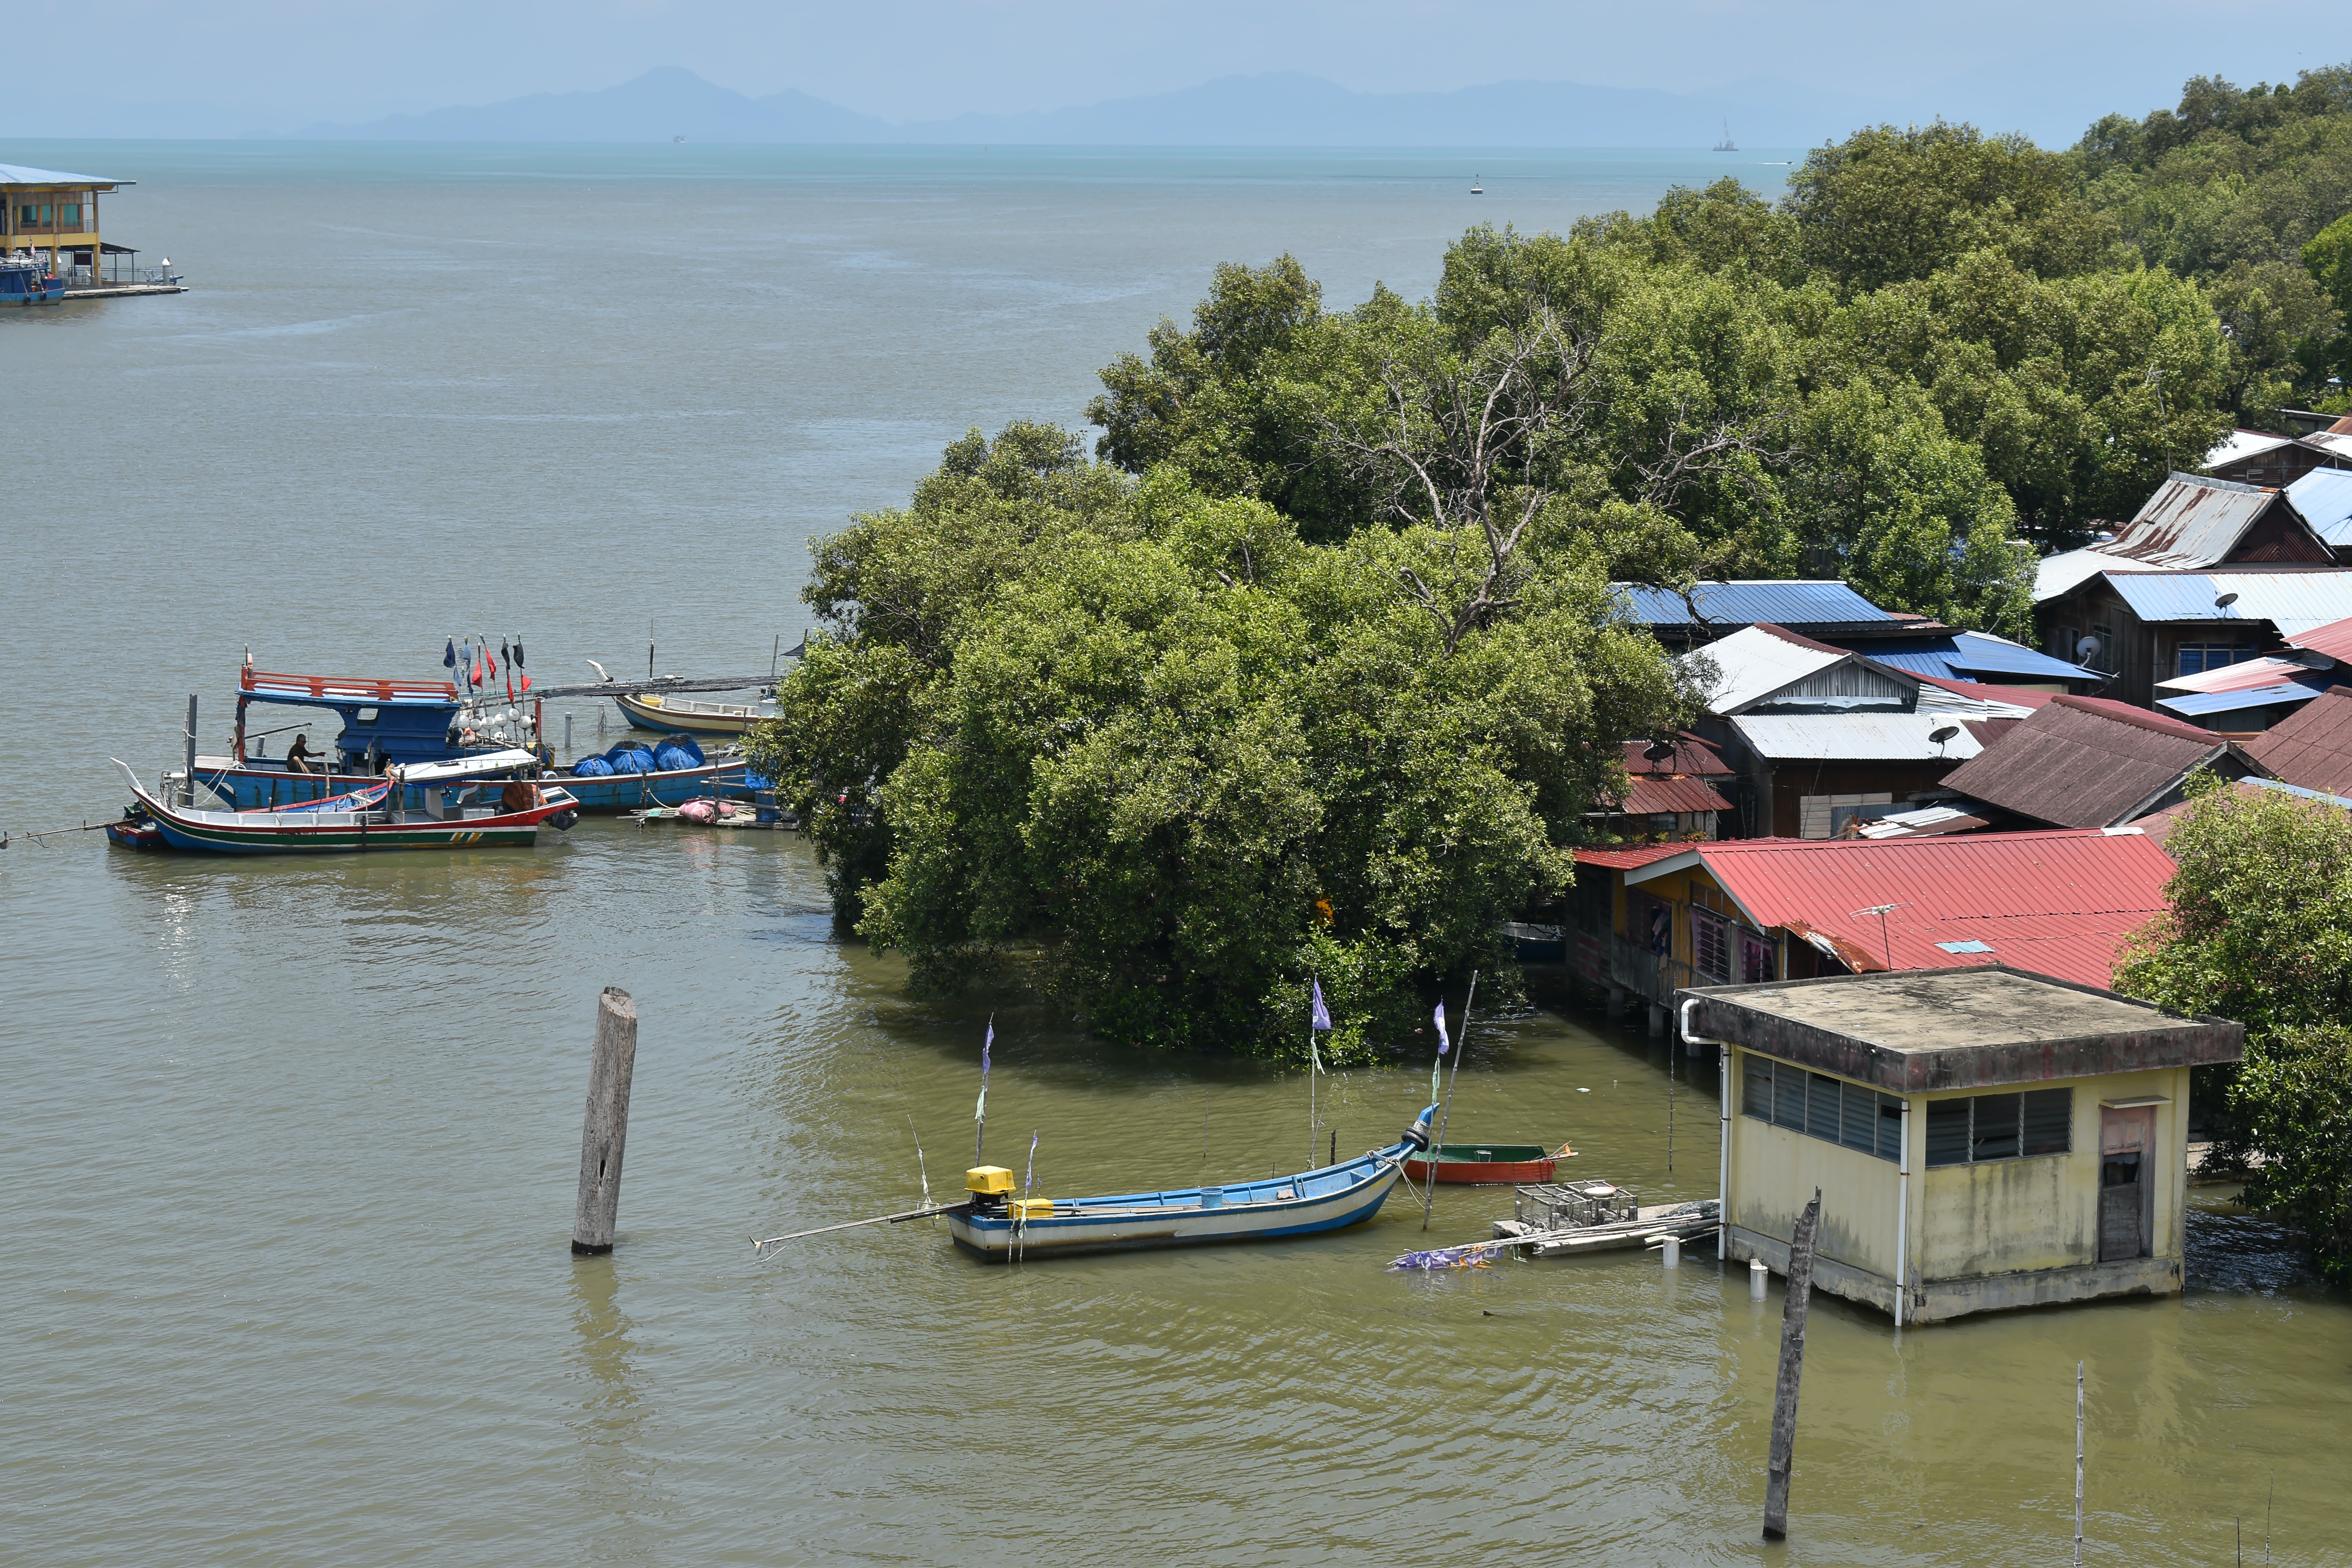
xmin=443 ymin=639 xmax=457 ymax=670
xmin=1310 ymin=980 xmax=1332 ymax=1032
xmin=1024 ymin=1131 xmax=1038 ymax=1194
xmin=1432 ymin=1000 xmax=1450 ymax=1100
xmin=975 ymin=1020 xmax=993 ymax=1123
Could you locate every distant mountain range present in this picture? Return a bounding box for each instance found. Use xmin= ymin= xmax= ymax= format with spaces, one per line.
xmin=289 ymin=66 xmax=1889 ymax=148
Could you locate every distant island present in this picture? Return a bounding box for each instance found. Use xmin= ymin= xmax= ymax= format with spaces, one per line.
xmin=283 ymin=65 xmax=1882 ymax=148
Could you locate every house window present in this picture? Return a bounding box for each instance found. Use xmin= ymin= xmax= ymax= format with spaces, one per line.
xmin=1691 ymin=908 xmax=1730 ymax=982
xmin=1741 ymin=1055 xmax=1904 ymax=1161
xmin=58 ymin=203 xmax=79 ymax=226
xmin=2086 ymin=624 xmax=2117 ymax=674
xmin=2177 ymin=643 xmax=2252 ymax=676
xmin=18 ymin=204 xmax=49 ymax=226
xmin=1923 ymin=1088 xmax=2073 ymax=1167
xmin=1798 ymin=792 xmax=1891 ymax=840
xmin=1738 ymin=928 xmax=1775 ymax=983
xmin=2047 ymin=624 xmax=2079 ymax=661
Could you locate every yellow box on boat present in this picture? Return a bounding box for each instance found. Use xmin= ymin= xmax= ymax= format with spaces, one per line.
xmin=1010 ymin=1198 xmax=1054 ymax=1220
xmin=966 ymin=1165 xmax=1015 ymax=1195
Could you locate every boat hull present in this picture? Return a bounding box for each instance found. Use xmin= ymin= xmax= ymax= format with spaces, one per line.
xmin=615 ymin=691 xmax=766 ymax=736
xmin=946 ymin=1151 xmax=1407 ymax=1262
xmin=129 ymin=779 xmax=578 ymax=855
xmin=197 ymin=757 xmax=750 ymax=813
xmin=1404 ymin=1156 xmax=1558 ymax=1185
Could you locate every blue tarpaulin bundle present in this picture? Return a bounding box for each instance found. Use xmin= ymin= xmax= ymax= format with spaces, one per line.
xmin=653 ymin=741 xmax=701 ymax=773
xmin=570 ymin=755 xmax=615 ymax=777
xmin=607 ymin=746 xmax=656 ymax=775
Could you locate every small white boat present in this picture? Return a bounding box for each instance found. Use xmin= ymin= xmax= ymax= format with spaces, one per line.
xmin=1470 ymin=173 xmax=1484 ymax=194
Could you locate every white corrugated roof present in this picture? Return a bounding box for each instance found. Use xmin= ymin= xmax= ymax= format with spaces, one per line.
xmin=1682 ymin=624 xmax=1847 ymax=714
xmin=2036 ymin=547 xmax=2121 ymax=603
xmin=2207 ymin=428 xmax=2295 ymax=467
xmin=1730 ymin=711 xmax=1986 ymax=762
xmin=0 ymin=162 xmax=125 ymax=187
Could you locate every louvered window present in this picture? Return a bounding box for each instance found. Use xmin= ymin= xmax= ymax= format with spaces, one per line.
xmin=1691 ymin=909 xmax=1731 ymax=982
xmin=1739 ymin=1055 xmax=1902 ymax=1162
xmin=1924 ymin=1089 xmax=2072 ymax=1167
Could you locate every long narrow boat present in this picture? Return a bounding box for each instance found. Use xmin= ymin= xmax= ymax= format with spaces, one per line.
xmin=118 ymin=765 xmax=580 ymax=855
xmin=946 ymin=1104 xmax=1437 ymax=1261
xmin=1403 ymin=1142 xmax=1564 ymax=1185
xmin=615 ymin=690 xmax=771 ymax=736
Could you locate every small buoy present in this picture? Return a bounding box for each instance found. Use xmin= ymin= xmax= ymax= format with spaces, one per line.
xmin=1577 ymin=1087 xmax=1590 ymax=1093
xmin=1749 ymin=1257 xmax=1769 ymax=1301
xmin=1662 ymin=1236 xmax=1681 ymax=1269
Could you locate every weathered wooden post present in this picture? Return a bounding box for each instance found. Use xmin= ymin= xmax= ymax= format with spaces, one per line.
xmin=1762 ymin=1187 xmax=1822 ymax=1541
xmin=182 ymin=694 xmax=199 ymax=806
xmin=572 ymin=986 xmax=638 ymax=1255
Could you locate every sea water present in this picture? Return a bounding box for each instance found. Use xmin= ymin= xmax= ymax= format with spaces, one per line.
xmin=2 ymin=142 xmax=2344 ymax=1566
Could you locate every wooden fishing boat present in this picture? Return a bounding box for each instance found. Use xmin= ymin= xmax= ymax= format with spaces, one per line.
xmin=615 ymin=690 xmax=771 ymax=736
xmin=944 ymin=1103 xmax=1439 ymax=1262
xmin=117 ymin=763 xmax=580 ymax=855
xmin=1403 ymin=1142 xmax=1564 ymax=1185
xmin=103 ymin=806 xmax=165 ymax=850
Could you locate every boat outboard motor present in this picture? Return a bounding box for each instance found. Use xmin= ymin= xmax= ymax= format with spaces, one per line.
xmin=1402 ymin=1107 xmax=1435 ymax=1153
xmin=965 ymin=1165 xmax=1014 ymax=1217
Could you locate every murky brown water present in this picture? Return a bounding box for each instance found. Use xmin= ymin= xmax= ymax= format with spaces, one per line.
xmin=4 ymin=143 xmax=2348 ymax=1566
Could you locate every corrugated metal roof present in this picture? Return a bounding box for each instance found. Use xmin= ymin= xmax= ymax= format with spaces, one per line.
xmin=1573 ymin=843 xmax=1698 ymax=871
xmin=1940 ymin=696 xmax=2227 ymax=828
xmin=2102 ymin=570 xmax=2352 ymax=635
xmin=2306 ymin=433 xmax=2352 ymax=459
xmin=2103 ymin=475 xmax=2285 ymax=568
xmin=2207 ymin=429 xmax=2295 ymax=467
xmin=2154 ymin=653 xmax=2327 ymax=695
xmin=1915 ymin=673 xmax=2057 ymax=710
xmin=2037 ymin=548 xmax=2122 ymax=603
xmin=2289 ymin=468 xmax=2352 ymax=546
xmin=1618 ymin=735 xmax=1731 ymax=777
xmin=0 ymin=162 xmax=127 ymax=187
xmin=1613 ymin=775 xmax=1735 ymax=815
xmin=2154 ymin=680 xmax=2327 ymax=718
xmin=2287 ymin=613 xmax=2352 ymax=665
xmin=1730 ymin=711 xmax=1985 ymax=761
xmin=2240 ymin=687 xmax=2352 ymax=795
xmin=1623 ymin=830 xmax=2176 ymax=988
xmin=1614 ymin=580 xmax=1893 ymax=628
xmin=1857 ymin=632 xmax=2092 ymax=683
xmin=1684 ymin=624 xmax=1850 ymax=713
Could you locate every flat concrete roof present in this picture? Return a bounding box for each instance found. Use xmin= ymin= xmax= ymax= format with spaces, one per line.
xmin=1678 ymin=967 xmax=2243 ymax=1093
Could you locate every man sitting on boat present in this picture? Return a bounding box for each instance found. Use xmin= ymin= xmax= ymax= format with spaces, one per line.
xmin=285 ymin=733 xmax=318 ymax=774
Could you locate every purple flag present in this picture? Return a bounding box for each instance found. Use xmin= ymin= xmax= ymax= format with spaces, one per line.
xmin=1310 ymin=980 xmax=1332 ymax=1032
xmin=982 ymin=1019 xmax=993 ymax=1077
xmin=1434 ymin=1000 xmax=1450 ymax=1055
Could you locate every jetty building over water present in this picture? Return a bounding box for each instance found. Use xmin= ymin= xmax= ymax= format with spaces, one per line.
xmin=2 ymin=162 xmax=174 ymax=290
xmin=1682 ymin=967 xmax=2243 ymax=1325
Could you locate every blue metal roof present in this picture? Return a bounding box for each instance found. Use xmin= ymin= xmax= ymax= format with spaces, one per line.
xmin=2154 ymin=679 xmax=2329 ymax=718
xmin=0 ymin=162 xmax=127 ymax=187
xmin=2103 ymin=572 xmax=2352 ymax=634
xmin=1613 ymin=580 xmax=1893 ymax=628
xmin=2249 ymin=777 xmax=2352 ymax=810
xmin=1858 ymin=632 xmax=2092 ymax=683
xmin=2290 ymin=468 xmax=2352 ymax=546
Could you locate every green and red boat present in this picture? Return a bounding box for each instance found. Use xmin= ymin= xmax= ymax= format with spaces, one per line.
xmin=1403 ymin=1142 xmax=1568 ymax=1185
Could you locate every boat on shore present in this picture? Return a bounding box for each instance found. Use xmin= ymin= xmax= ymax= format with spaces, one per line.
xmin=116 ymin=759 xmax=580 ymax=854
xmin=615 ymin=690 xmax=772 ymax=736
xmin=945 ymin=1103 xmax=1439 ymax=1261
xmin=1403 ymin=1141 xmax=1566 ymax=1185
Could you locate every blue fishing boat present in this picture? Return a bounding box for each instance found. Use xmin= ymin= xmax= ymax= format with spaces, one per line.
xmin=190 ymin=663 xmax=751 ymax=814
xmin=2 ymin=255 xmax=65 ymax=305
xmin=944 ymin=1104 xmax=1438 ymax=1261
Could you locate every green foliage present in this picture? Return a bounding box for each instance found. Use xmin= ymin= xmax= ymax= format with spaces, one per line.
xmin=2075 ymin=65 xmax=2352 ymax=419
xmin=2234 ymin=1025 xmax=2352 ymax=1282
xmin=1784 ymin=122 xmax=2116 ymax=292
xmin=2115 ymin=774 xmax=2352 ymax=1274
xmin=750 ymin=428 xmax=1692 ymax=1059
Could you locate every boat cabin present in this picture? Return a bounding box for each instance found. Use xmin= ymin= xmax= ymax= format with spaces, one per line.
xmin=1681 ymin=967 xmax=2243 ymax=1325
xmin=234 ymin=668 xmax=466 ymax=772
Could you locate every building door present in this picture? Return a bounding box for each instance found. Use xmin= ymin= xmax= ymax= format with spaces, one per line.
xmin=2098 ymin=1105 xmax=2155 ymax=1262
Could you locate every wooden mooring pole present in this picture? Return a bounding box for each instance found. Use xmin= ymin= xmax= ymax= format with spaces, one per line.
xmin=1762 ymin=1187 xmax=1822 ymax=1541
xmin=572 ymin=986 xmax=638 ymax=1255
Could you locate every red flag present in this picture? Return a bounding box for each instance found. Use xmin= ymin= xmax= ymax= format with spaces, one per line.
xmin=519 ymin=674 xmax=532 ymax=693
xmin=474 ymin=657 xmax=486 ymax=686
xmin=484 ymin=650 xmax=497 ymax=681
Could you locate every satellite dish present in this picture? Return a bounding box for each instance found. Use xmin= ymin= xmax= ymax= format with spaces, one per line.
xmin=1929 ymin=725 xmax=1960 ymax=744
xmin=2075 ymin=636 xmax=2100 ymax=659
xmin=1642 ymin=741 xmax=1678 ymax=762
xmin=2215 ymin=591 xmax=2240 ymax=609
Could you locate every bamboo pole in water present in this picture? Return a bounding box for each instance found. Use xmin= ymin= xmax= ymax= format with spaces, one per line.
xmin=1420 ymin=972 xmax=1476 ymax=1230
xmin=572 ymin=987 xmax=638 ymax=1255
xmin=1762 ymin=1188 xmax=1821 ymax=1540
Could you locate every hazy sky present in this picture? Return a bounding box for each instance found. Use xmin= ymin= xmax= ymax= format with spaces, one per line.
xmin=11 ymin=0 xmax=2352 ymax=140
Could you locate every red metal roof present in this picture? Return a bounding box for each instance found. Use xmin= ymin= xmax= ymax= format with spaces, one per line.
xmin=1914 ymin=673 xmax=2058 ymax=708
xmin=1642 ymin=830 xmax=2176 ymax=988
xmin=2287 ymin=614 xmax=2352 ymax=666
xmin=2240 ymin=686 xmax=2352 ymax=795
xmin=1615 ymin=775 xmax=1735 ymax=815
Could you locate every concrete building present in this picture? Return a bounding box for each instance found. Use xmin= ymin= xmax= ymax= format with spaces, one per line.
xmin=1681 ymin=967 xmax=2243 ymax=1325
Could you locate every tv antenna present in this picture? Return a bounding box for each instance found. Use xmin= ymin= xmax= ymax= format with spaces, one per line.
xmin=1850 ymin=902 xmax=1907 ymax=971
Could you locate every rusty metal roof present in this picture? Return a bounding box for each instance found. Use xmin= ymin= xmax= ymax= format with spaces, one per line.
xmin=2107 ymin=475 xmax=2320 ymax=567
xmin=2240 ymin=686 xmax=2352 ymax=796
xmin=1938 ymin=696 xmax=2234 ymax=828
xmin=1618 ymin=734 xmax=1731 ymax=777
xmin=1613 ymin=775 xmax=1735 ymax=816
xmin=1625 ymin=830 xmax=2178 ymax=989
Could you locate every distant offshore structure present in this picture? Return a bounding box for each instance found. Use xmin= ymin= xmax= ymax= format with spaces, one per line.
xmin=1713 ymin=120 xmax=1738 ymax=152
